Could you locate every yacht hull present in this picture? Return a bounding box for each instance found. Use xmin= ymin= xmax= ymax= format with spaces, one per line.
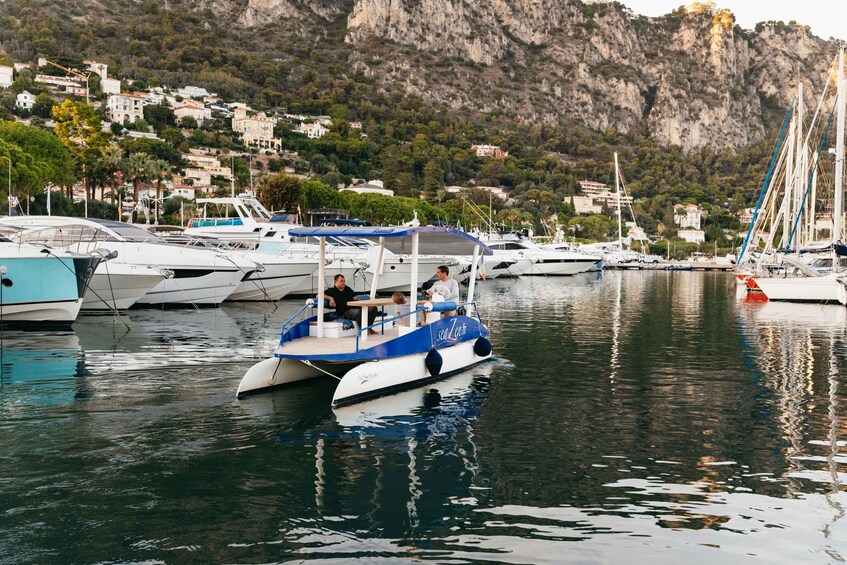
xmin=135 ymin=269 xmax=245 ymax=306
xmin=755 ymin=276 xmax=846 ymax=304
xmin=227 ymin=261 xmax=316 ymax=301
xmin=524 ymin=259 xmax=600 ymax=276
xmin=83 ymin=264 xmax=165 ymax=310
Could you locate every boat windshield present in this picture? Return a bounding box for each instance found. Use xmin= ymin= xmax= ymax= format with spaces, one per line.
xmin=106 ymin=223 xmax=164 ymax=243
xmin=14 ymin=225 xmax=121 ymax=246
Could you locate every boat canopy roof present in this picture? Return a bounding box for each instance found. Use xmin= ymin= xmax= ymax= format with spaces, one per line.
xmin=289 ymin=226 xmax=492 ymax=255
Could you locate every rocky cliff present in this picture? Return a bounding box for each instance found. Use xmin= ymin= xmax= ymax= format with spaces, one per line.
xmin=5 ymin=0 xmax=837 ymax=152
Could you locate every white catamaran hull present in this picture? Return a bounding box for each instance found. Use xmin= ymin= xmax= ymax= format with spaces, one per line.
xmin=755 ymin=276 xmax=847 ymax=304
xmin=236 ymin=340 xmax=492 ymax=405
xmin=332 ymin=340 xmax=491 ymax=405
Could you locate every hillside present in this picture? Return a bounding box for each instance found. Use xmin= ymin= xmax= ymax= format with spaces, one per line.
xmin=0 ymin=0 xmax=835 ymax=152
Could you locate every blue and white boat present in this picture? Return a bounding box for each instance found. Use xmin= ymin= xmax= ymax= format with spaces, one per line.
xmin=237 ymin=226 xmax=494 ymax=406
xmin=0 ymin=239 xmax=100 ymax=327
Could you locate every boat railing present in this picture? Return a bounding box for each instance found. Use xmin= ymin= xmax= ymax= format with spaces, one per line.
xmin=279 ymin=300 xmax=316 ymax=341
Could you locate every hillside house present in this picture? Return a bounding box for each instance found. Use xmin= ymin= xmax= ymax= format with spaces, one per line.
xmin=570 ymin=180 xmax=632 ymax=213
xmin=107 ymin=93 xmax=146 ymax=124
xmin=100 ymin=77 xmax=121 ymax=95
xmin=34 ymin=74 xmax=87 ymax=97
xmin=232 ymin=107 xmax=281 ymax=150
xmin=472 ymin=144 xmax=508 ymax=158
xmin=674 ymin=203 xmax=703 ymax=230
xmin=15 ymin=91 xmax=35 ymax=110
xmin=295 ymin=122 xmax=328 ymax=139
xmin=174 ymin=102 xmax=211 ymax=125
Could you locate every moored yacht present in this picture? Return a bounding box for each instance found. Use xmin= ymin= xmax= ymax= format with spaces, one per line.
xmin=2 ymin=217 xmax=258 ymax=306
xmin=484 ymin=238 xmax=601 ymax=275
xmin=0 ymin=239 xmax=100 ymax=326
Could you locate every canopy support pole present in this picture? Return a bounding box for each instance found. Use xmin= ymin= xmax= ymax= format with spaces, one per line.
xmin=316 ymin=237 xmax=326 ymax=339
xmin=467 ymin=244 xmax=479 ymax=303
xmin=370 ymin=237 xmax=385 ymax=300
xmin=409 ymin=233 xmax=419 ymax=328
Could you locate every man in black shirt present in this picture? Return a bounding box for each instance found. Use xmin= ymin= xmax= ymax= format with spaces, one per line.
xmin=323 ymin=274 xmax=377 ymax=333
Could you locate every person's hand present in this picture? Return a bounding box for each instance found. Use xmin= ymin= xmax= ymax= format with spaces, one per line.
xmin=328 ymin=298 xmax=336 ymax=307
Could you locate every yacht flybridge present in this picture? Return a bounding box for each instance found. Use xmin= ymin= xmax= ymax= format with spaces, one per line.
xmin=236 ymin=226 xmax=494 ymax=406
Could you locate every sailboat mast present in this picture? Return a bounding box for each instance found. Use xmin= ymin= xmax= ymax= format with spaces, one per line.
xmin=833 ymin=48 xmax=846 ymax=246
xmin=794 ymin=82 xmax=804 ymax=250
xmin=614 ymin=152 xmax=622 ymax=252
xmin=782 ymin=114 xmax=795 ymax=249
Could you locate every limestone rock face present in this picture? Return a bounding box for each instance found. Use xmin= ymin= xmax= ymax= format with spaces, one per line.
xmin=237 ymin=0 xmax=349 ymax=27
xmin=171 ymin=1 xmax=841 ymax=150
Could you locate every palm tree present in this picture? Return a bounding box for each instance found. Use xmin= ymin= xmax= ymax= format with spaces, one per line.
xmin=121 ymin=153 xmax=152 ymax=222
xmin=97 ymin=145 xmax=123 ymax=204
xmin=149 ymin=159 xmax=172 ymax=224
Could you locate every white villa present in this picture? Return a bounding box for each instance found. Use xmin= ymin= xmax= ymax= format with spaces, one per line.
xmin=100 ymin=77 xmax=121 ymax=95
xmin=107 ymin=92 xmax=146 ymax=124
xmin=674 ymin=203 xmax=703 ymax=229
xmin=295 ymin=122 xmax=329 ymax=139
xmin=15 ymin=90 xmax=35 ymax=110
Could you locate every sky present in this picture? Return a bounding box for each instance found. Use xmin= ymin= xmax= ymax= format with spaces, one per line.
xmin=618 ymin=1 xmax=847 ymax=41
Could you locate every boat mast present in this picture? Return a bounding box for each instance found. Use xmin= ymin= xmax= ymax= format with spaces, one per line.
xmin=614 ymin=152 xmax=622 ymax=252
xmin=794 ymin=82 xmax=804 ymax=250
xmin=782 ymin=113 xmax=796 ymax=249
xmin=834 ymin=48 xmax=846 ymax=248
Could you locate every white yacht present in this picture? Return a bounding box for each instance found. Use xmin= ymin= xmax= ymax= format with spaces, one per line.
xmin=154 ymin=233 xmax=319 ymax=301
xmin=184 ymin=194 xmax=467 ymax=294
xmin=485 ymin=238 xmax=601 ymax=276
xmin=3 ymin=217 xmax=258 ymax=306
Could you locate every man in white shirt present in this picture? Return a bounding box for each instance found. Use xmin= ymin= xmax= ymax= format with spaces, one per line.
xmin=427 ymin=265 xmax=460 ymax=317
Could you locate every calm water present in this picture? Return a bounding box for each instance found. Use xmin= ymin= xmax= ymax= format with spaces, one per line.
xmin=2 ymin=272 xmax=847 ymax=563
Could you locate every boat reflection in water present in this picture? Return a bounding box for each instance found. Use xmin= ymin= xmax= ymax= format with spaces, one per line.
xmin=0 ymin=332 xmax=88 ymax=409
xmin=250 ymin=362 xmax=498 ymax=559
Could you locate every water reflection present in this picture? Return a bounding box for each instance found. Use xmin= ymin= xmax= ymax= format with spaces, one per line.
xmin=5 ymin=273 xmax=847 ymax=562
xmin=0 ymin=332 xmax=87 ymax=411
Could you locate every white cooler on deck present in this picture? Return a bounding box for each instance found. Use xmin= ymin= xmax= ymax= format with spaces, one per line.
xmin=308 ymin=321 xmax=358 ymax=338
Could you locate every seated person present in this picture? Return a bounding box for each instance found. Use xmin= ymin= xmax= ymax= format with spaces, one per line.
xmin=426 ymin=265 xmax=460 ymax=317
xmin=392 ymin=292 xmax=411 ymax=326
xmin=323 ymin=274 xmax=378 ymax=334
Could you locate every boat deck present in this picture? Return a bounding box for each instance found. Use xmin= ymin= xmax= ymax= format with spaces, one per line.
xmin=276 ymin=327 xmax=406 ymax=356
